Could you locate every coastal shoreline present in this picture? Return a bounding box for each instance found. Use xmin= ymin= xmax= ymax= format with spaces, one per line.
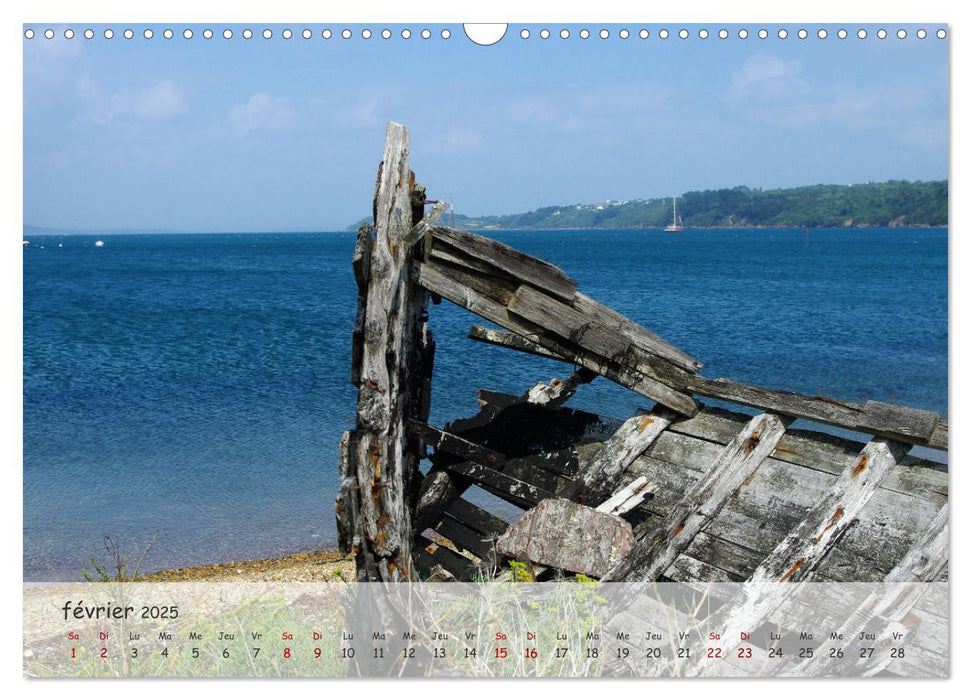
xmin=140 ymin=550 xmax=355 ymax=583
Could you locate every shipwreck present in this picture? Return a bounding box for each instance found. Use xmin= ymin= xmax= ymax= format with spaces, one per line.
xmin=335 ymin=122 xmax=948 ymax=594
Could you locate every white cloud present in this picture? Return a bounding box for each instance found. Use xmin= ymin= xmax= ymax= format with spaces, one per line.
xmin=76 ymin=79 xmax=188 ymax=127
xmin=729 ymin=54 xmax=810 ymax=104
xmin=726 ymin=54 xmax=820 ymax=127
xmin=430 ymin=126 xmax=485 ymax=154
xmin=227 ymin=92 xmax=292 ymax=136
xmin=133 ymin=80 xmax=187 ymax=120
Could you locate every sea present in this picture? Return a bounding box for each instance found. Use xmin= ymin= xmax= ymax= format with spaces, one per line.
xmin=22 ymin=228 xmax=948 ymax=581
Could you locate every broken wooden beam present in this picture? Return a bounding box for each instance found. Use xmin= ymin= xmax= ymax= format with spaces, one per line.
xmin=604 ymin=412 xmax=788 ymax=582
xmin=790 ymin=504 xmax=948 ymax=676
xmin=470 ymin=323 xmax=946 ymax=451
xmin=508 ymin=284 xmax=699 ymax=383
xmin=524 ymin=368 xmax=597 ymax=407
xmin=749 ymin=437 xmax=906 ymax=584
xmin=444 ymin=461 xmax=556 ymax=510
xmin=687 ymin=375 xmax=946 ymax=449
xmin=572 ymin=292 xmax=702 ymax=372
xmin=433 ymin=513 xmax=495 ymax=562
xmin=414 ymin=469 xmax=466 ymax=533
xmin=565 ymin=407 xmax=674 ymax=505
xmin=402 ymin=200 xmax=448 ymax=247
xmin=409 ymin=421 xmax=504 ymax=469
xmin=410 ymin=422 xmax=504 ymax=532
xmin=469 ymin=324 xmax=567 ymax=362
xmin=596 ymin=476 xmax=658 ymax=517
xmin=419 ymin=261 xmax=698 ymax=415
xmin=445 ymin=497 xmax=510 ymax=540
xmin=348 ymin=122 xmax=431 ymax=582
xmin=430 ymin=226 xmax=577 ymax=302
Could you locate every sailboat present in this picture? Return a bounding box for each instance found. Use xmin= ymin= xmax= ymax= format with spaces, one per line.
xmin=664 ymin=197 xmax=683 ymax=233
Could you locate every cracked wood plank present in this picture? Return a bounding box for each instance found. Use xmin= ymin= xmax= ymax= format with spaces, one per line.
xmin=687 ymin=376 xmax=945 ymax=449
xmin=790 ymin=504 xmax=948 ymax=676
xmin=565 ymin=407 xmax=674 ymax=505
xmin=430 ymin=226 xmax=577 ymax=301
xmin=508 ymin=284 xmax=699 ymax=388
xmin=749 ymin=437 xmax=906 ymax=584
xmin=418 ymin=260 xmax=698 ymax=415
xmin=571 ymin=291 xmax=702 ymax=373
xmin=443 ymin=461 xmax=556 ymax=509
xmin=349 ymin=122 xmax=430 ymax=582
xmin=596 ymin=476 xmax=658 ymax=517
xmin=604 ymin=412 xmax=788 ymax=582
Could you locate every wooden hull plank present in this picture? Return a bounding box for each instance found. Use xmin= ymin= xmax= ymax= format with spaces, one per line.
xmin=566 ymin=407 xmax=674 ymax=505
xmin=605 ymin=413 xmax=787 ymax=581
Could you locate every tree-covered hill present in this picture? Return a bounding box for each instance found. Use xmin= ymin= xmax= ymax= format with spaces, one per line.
xmin=356 ymin=180 xmax=946 ymax=230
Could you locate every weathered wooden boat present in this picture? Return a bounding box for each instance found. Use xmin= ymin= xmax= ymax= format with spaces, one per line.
xmin=336 ymin=122 xmax=948 ymax=592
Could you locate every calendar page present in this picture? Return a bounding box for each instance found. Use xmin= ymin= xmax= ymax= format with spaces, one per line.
xmin=21 ymin=11 xmax=949 ymax=681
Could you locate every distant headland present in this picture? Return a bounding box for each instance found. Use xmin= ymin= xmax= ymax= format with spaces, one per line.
xmin=350 ymin=179 xmax=947 ymax=231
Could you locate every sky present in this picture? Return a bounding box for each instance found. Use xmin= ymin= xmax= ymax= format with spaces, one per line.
xmin=23 ymin=22 xmax=949 ymax=232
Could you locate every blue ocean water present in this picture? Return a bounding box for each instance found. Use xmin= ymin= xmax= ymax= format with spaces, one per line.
xmin=22 ymin=228 xmax=947 ymax=580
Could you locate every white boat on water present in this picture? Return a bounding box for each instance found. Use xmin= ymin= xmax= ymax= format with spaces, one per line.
xmin=94 ymin=240 xmax=105 ymax=247
xmin=664 ymin=197 xmax=683 ymax=233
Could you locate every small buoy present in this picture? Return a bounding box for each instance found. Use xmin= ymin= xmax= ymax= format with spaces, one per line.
xmin=94 ymin=240 xmax=105 ymax=248
xmin=22 ymin=240 xmax=29 ymax=247
xmin=58 ymin=243 xmax=63 ymax=248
